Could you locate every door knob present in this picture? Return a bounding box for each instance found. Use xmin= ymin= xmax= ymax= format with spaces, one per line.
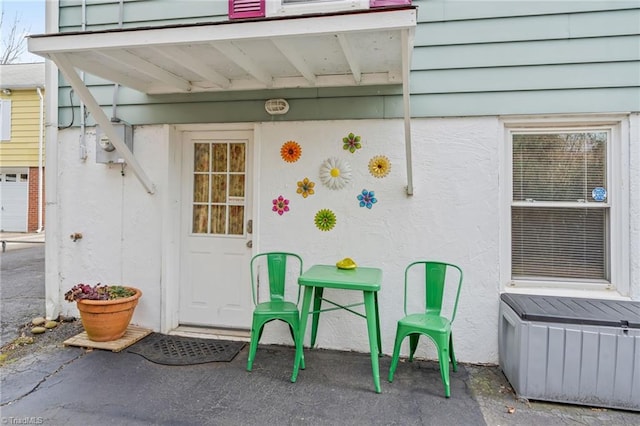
xmin=246 ymin=240 xmax=253 ymax=248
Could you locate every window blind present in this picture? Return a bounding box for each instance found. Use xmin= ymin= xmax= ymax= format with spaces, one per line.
xmin=511 ymin=132 xmax=608 ymax=282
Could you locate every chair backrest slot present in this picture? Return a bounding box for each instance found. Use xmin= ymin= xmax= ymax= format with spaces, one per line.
xmin=250 ymin=252 xmax=303 ymax=305
xmin=425 ymin=262 xmax=447 ymax=316
xmin=404 ymin=261 xmax=463 ymax=321
xmin=267 ymin=253 xmax=287 ymax=301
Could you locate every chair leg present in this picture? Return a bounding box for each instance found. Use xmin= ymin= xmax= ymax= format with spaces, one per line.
xmin=449 ymin=332 xmax=457 ymax=372
xmin=408 ymin=333 xmax=419 ymax=362
xmin=258 ymin=326 xmax=264 ymax=342
xmin=437 ymin=335 xmax=451 ymax=398
xmin=287 ymin=324 xmax=295 ymax=343
xmin=388 ymin=325 xmax=404 ymax=382
xmin=246 ymin=317 xmax=263 ymax=372
xmin=290 ymin=318 xmax=305 ymax=382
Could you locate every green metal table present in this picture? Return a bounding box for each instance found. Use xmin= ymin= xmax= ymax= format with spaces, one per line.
xmin=292 ymin=264 xmax=383 ymax=393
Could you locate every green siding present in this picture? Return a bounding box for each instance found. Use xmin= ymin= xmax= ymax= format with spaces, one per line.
xmin=56 ymin=0 xmax=640 ymax=125
xmin=56 ymin=82 xmax=403 ymax=126
xmin=413 ymin=36 xmax=640 ymax=70
xmin=411 ymin=62 xmax=640 ymax=93
xmin=417 ymin=0 xmax=640 ymax=21
xmin=411 ymin=88 xmax=640 ymax=116
xmin=59 ymin=0 xmax=227 ymax=31
xmin=416 ymin=9 xmax=640 ymax=44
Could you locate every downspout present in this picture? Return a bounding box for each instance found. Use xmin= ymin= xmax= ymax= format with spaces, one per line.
xmin=111 ymin=0 xmax=124 ymax=121
xmin=36 ymin=86 xmax=44 ymax=232
xmin=402 ymin=28 xmax=414 ymax=196
xmin=44 ymin=0 xmax=60 ymax=321
xmin=79 ymin=0 xmax=87 ymax=160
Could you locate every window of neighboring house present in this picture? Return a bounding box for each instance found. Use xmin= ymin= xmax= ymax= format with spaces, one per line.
xmin=505 ymin=120 xmax=627 ymax=292
xmin=0 ymin=99 xmax=11 ymax=141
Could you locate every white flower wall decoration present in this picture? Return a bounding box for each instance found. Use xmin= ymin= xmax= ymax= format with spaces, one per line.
xmin=319 ymin=157 xmax=352 ymax=190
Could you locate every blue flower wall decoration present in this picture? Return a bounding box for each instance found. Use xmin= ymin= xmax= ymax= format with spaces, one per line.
xmin=357 ymin=189 xmax=377 ymax=209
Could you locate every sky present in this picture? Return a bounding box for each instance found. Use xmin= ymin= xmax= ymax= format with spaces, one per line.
xmin=1 ymin=0 xmax=46 ymax=63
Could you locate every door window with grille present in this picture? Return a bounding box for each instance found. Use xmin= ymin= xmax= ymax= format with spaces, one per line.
xmin=192 ymin=141 xmax=246 ymax=235
xmin=510 ymin=130 xmax=610 ymax=284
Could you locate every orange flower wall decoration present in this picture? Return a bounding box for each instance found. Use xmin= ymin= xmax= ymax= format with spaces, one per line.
xmin=281 ymin=141 xmax=302 ymax=163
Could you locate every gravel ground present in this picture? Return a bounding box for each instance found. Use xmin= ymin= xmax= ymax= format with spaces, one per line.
xmin=0 ymin=318 xmax=83 ymax=367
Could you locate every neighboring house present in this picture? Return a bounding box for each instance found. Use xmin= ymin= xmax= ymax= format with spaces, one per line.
xmin=28 ymin=0 xmax=639 ymax=364
xmin=0 ymin=63 xmax=46 ymax=233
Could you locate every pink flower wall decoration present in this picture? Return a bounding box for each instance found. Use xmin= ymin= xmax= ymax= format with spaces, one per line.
xmin=272 ymin=195 xmax=290 ymax=215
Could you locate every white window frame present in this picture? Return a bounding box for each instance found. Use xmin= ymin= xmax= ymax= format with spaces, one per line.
xmin=500 ymin=115 xmax=629 ymax=297
xmin=0 ymin=99 xmax=11 ymax=141
xmin=266 ymin=0 xmax=369 ymax=17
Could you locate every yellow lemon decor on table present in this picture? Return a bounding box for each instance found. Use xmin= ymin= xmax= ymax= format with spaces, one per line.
xmin=336 ymin=258 xmax=357 ymax=270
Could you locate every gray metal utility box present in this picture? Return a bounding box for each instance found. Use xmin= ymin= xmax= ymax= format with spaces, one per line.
xmin=499 ymin=293 xmax=640 ymax=411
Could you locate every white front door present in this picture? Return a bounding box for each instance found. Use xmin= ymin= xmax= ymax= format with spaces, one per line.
xmin=179 ymin=130 xmax=253 ymax=329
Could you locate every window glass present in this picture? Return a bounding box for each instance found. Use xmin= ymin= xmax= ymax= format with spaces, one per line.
xmin=512 ymin=133 xmax=606 ymax=203
xmin=511 ymin=130 xmax=609 ymax=283
xmin=0 ymin=99 xmax=12 ymax=141
xmin=267 ymin=0 xmax=369 ymax=17
xmin=192 ymin=140 xmax=246 ymax=235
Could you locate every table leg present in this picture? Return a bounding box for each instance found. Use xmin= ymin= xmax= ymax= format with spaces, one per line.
xmin=374 ymin=291 xmax=382 ymax=356
xmin=363 ymin=290 xmax=381 ymax=393
xmin=310 ymin=287 xmax=324 ymax=347
xmin=292 ymin=285 xmax=314 ymax=383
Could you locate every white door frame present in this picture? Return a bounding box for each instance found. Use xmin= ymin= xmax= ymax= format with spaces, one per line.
xmin=161 ymin=123 xmax=259 ymax=334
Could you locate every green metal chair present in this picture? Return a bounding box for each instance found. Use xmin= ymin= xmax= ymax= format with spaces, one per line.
xmin=388 ymin=261 xmax=463 ymax=397
xmin=246 ymin=252 xmax=305 ymax=382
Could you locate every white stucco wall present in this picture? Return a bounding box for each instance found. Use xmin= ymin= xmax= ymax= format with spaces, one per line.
xmin=55 ymin=125 xmax=168 ymax=329
xmin=254 ymin=118 xmax=500 ymax=363
xmin=51 ymin=114 xmax=638 ymax=365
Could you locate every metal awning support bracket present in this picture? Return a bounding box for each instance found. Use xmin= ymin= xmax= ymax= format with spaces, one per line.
xmin=50 ymin=53 xmax=156 ymax=194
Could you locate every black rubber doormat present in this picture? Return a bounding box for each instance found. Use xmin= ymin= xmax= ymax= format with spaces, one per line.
xmin=126 ymin=333 xmax=245 ymax=365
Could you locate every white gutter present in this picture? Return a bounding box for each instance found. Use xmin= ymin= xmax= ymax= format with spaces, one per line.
xmin=50 ymin=53 xmax=156 ymax=194
xmin=36 ymin=86 xmax=44 ymax=232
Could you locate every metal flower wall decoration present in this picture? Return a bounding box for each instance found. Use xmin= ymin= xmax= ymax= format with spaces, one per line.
xmin=357 ymin=189 xmax=378 ymax=209
xmin=319 ymin=157 xmax=352 ymax=190
xmin=368 ymin=155 xmax=391 ymax=178
xmin=314 ymin=209 xmax=336 ymax=231
xmin=281 ymin=141 xmax=302 ymax=163
xmin=296 ymin=177 xmax=315 ymax=198
xmin=342 ymin=132 xmax=362 ymax=153
xmin=272 ymin=195 xmax=290 ymax=215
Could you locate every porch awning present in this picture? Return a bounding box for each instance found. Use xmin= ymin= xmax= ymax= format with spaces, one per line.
xmin=28 ymin=7 xmax=417 ymax=194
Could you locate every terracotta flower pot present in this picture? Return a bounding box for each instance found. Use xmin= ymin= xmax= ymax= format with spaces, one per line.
xmin=76 ymin=287 xmax=142 ymax=342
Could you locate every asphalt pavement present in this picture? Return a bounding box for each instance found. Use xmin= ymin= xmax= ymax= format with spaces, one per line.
xmin=1 ymin=234 xmax=639 ymax=425
xmin=0 ymin=232 xmax=46 ymax=346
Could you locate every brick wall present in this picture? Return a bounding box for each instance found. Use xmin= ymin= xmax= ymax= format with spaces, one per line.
xmin=27 ymin=167 xmax=45 ymax=232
